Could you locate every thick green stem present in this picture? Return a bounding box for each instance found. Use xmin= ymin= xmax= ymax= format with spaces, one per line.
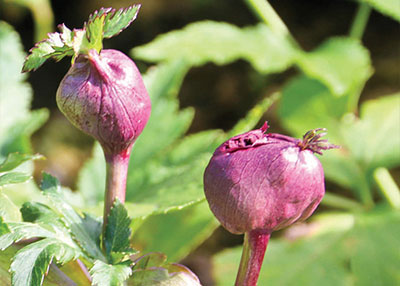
xmin=235 ymin=230 xmax=271 ymax=286
xmin=373 ymin=167 xmax=400 ymax=210
xmin=349 ymin=3 xmax=371 ymax=40
xmin=102 ymin=148 xmax=131 ymax=248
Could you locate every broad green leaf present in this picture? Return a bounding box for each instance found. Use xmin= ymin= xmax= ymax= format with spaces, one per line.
xmin=104 ymin=200 xmax=133 ymax=263
xmin=0 ymin=22 xmax=30 ymax=127
xmin=0 ymin=172 xmax=31 ymax=186
xmin=214 ymin=209 xmax=400 ymax=286
xmin=90 ymin=260 xmax=132 ymax=286
xmin=350 ymin=209 xmax=400 ymax=285
xmin=132 ymin=201 xmax=218 ymax=262
xmin=0 ymin=109 xmax=49 ymax=156
xmin=296 ymin=37 xmax=372 ymax=97
xmin=0 ymin=22 xmax=49 ymax=157
xmin=103 ymin=5 xmax=140 ymax=38
xmin=279 ymin=76 xmax=348 ymax=137
xmin=341 ymin=93 xmax=400 ymax=170
xmin=10 ymin=238 xmax=79 ymax=286
xmin=131 ymin=60 xmax=193 ymax=167
xmin=0 ymin=153 xmax=43 ymax=172
xmin=40 ymin=173 xmax=105 ymax=261
xmin=77 ymin=143 xmax=105 ymax=206
xmin=132 ymin=21 xmax=295 ymax=74
xmin=357 ymin=0 xmax=400 ymax=21
xmin=0 ymin=192 xmax=21 ymax=221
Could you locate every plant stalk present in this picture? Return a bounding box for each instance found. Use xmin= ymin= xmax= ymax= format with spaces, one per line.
xmin=373 ymin=167 xmax=400 ymax=210
xmin=102 ymin=148 xmax=131 ymax=245
xmin=244 ymin=0 xmax=299 ymax=48
xmin=349 ymin=3 xmax=371 ymax=40
xmin=235 ymin=229 xmax=271 ymax=286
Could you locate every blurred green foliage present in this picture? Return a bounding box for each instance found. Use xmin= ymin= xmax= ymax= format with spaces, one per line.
xmin=0 ymin=0 xmax=399 ymax=285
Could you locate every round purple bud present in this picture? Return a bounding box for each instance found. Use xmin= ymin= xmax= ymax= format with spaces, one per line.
xmin=56 ymin=49 xmax=151 ymax=155
xmin=204 ymin=122 xmax=338 ymax=234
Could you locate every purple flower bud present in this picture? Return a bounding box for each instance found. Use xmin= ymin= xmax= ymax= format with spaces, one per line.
xmin=56 ymin=49 xmax=151 ymax=155
xmin=204 ymin=122 xmax=338 ymax=234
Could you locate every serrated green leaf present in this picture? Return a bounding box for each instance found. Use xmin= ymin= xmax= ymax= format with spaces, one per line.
xmin=0 ymin=153 xmax=43 ymax=172
xmin=132 ymin=21 xmax=295 ymax=74
xmin=0 ymin=221 xmax=56 ymax=250
xmin=22 ymin=30 xmax=74 ymax=72
xmin=10 ymin=238 xmax=79 ymax=286
xmin=40 ymin=173 xmax=105 ymax=261
xmin=20 ymin=202 xmax=54 ymax=223
xmin=103 ymin=5 xmax=141 ymax=38
xmin=0 ymin=172 xmax=31 ymax=186
xmin=295 ymin=37 xmax=372 ymax=97
xmin=85 ymin=8 xmax=108 ymax=52
xmin=90 ymin=260 xmax=132 ymax=286
xmin=104 ymin=200 xmax=132 ymax=262
xmin=357 ymin=0 xmax=400 ymax=21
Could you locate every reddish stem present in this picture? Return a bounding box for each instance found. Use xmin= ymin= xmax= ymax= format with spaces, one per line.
xmin=235 ymin=229 xmax=271 ymax=286
xmin=102 ymin=148 xmax=131 ymax=247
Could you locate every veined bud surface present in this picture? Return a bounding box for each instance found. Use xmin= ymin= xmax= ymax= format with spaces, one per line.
xmin=204 ymin=122 xmax=338 ymax=234
xmin=56 ymin=49 xmax=151 ymax=155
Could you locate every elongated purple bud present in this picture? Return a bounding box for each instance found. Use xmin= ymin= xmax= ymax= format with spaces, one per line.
xmin=204 ymin=122 xmax=338 ymax=234
xmin=56 ymin=49 xmax=151 ymax=156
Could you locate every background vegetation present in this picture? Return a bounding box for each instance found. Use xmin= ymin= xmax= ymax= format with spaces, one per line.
xmin=1 ymin=0 xmax=399 ymax=285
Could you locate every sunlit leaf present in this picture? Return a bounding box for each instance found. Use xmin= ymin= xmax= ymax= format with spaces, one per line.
xmin=90 ymin=260 xmax=132 ymax=286
xmin=133 ymin=21 xmax=295 ymax=74
xmin=296 ymin=37 xmax=372 ymax=97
